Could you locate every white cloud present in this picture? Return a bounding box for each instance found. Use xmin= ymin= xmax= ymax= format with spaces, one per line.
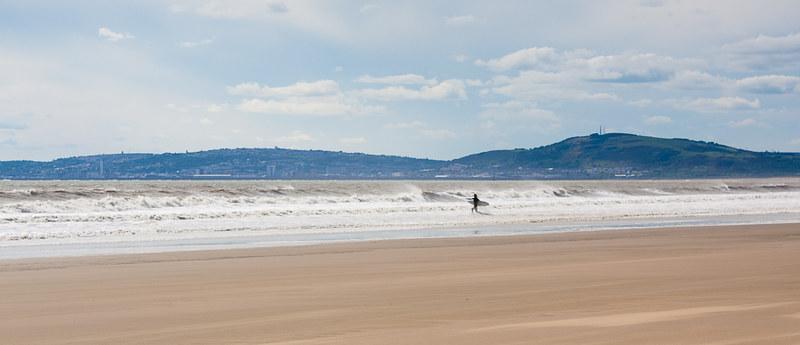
xmin=356 ymin=74 xmax=435 ymax=85
xmin=359 ymin=3 xmax=379 ymax=14
xmin=724 ymin=32 xmax=800 ymax=55
xmin=481 ymin=101 xmax=559 ymax=123
xmin=476 ymin=47 xmax=699 ymax=84
xmin=276 ymin=130 xmax=313 ymax=143
xmin=628 ymin=99 xmax=653 ymax=107
xmin=728 ymin=118 xmax=759 ymax=128
xmin=419 ymin=128 xmax=456 ymax=140
xmin=453 ymin=54 xmax=469 ymax=63
xmin=206 ymin=103 xmax=225 ymax=112
xmin=384 ymin=121 xmax=425 ymax=129
xmin=98 ymin=27 xmax=134 ymax=42
xmin=356 ymin=79 xmax=467 ymax=101
xmin=490 ymin=71 xmax=618 ymax=102
xmin=199 ymin=117 xmax=213 ymax=126
xmin=480 ymin=103 xmax=559 ymax=132
xmin=581 ymin=53 xmax=696 ymax=83
xmin=679 ymin=96 xmax=761 ymax=113
xmin=790 ymin=138 xmax=800 ymax=147
xmin=193 ymin=1 xmax=289 ymax=18
xmin=166 ymin=103 xmax=189 ymax=112
xmin=339 ymin=137 xmax=366 ymax=144
xmin=479 ymin=101 xmax=560 ymax=133
xmin=644 ymin=115 xmax=672 ymax=125
xmin=237 ymin=96 xmax=381 ymax=116
xmin=444 ymin=15 xmax=475 ymax=26
xmin=475 ymin=47 xmax=558 ymax=71
xmin=736 ymin=75 xmax=800 ymax=94
xmin=174 ymin=1 xmax=351 ymax=42
xmin=227 ymin=80 xmax=340 ymax=98
xmin=478 ymin=48 xmax=705 ymax=106
xmin=465 ymin=79 xmax=483 ymax=87
xmin=723 ymin=32 xmax=800 ymax=70
xmin=180 ymin=38 xmax=214 ymax=48
xmin=665 ymin=70 xmax=726 ymax=90
xmin=639 ymin=0 xmax=665 ymax=7
xmin=384 ymin=121 xmax=455 ymax=140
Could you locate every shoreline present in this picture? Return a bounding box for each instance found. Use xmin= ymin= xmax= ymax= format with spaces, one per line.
xmin=2 ymin=223 xmax=800 ymax=344
xmin=4 ymin=213 xmax=800 ymax=260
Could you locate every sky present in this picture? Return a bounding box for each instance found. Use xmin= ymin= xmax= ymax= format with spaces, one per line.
xmin=0 ymin=0 xmax=799 ymax=161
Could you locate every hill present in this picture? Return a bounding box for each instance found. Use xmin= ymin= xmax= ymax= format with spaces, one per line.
xmin=454 ymin=133 xmax=800 ymax=178
xmin=0 ymin=133 xmax=798 ymax=179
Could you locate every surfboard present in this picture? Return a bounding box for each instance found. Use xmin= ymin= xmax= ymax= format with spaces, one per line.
xmin=467 ymin=199 xmax=489 ymax=206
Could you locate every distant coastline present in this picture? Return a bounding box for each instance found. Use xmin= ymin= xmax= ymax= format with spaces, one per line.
xmin=1 ymin=133 xmax=798 ymax=180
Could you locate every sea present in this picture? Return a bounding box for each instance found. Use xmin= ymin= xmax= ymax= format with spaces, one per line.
xmin=1 ymin=178 xmax=799 ymax=259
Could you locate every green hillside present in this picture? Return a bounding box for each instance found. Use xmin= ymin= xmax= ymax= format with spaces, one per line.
xmin=454 ymin=133 xmax=800 ymax=178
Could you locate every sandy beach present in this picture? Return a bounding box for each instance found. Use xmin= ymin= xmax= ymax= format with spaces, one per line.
xmin=2 ymin=223 xmax=800 ymax=344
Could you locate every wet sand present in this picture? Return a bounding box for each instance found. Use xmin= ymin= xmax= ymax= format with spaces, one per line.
xmin=2 ymin=223 xmax=800 ymax=344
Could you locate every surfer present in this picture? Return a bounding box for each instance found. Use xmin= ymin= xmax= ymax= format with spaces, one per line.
xmin=472 ymin=193 xmax=480 ymax=213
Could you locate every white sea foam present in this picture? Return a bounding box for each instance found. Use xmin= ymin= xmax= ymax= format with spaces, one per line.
xmin=1 ymin=179 xmax=799 ymax=257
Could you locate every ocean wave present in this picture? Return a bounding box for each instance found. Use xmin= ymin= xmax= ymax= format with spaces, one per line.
xmin=1 ymin=179 xmax=800 ymax=244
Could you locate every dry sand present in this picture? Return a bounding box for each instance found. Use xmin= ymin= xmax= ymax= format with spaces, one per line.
xmin=2 ymin=223 xmax=800 ymax=344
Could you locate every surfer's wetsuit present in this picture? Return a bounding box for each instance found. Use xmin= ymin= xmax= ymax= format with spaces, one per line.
xmin=472 ymin=194 xmax=479 ymax=213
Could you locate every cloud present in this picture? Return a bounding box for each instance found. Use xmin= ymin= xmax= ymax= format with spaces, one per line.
xmin=359 ymin=3 xmax=379 ymax=14
xmin=0 ymin=117 xmax=29 ymax=130
xmin=227 ymin=79 xmax=394 ymax=116
xmin=479 ymin=101 xmax=560 ymax=133
xmin=475 ymin=47 xmax=558 ymax=71
xmin=237 ymin=96 xmax=381 ymax=116
xmin=356 ymin=74 xmax=435 ymax=85
xmin=477 ymin=47 xmax=703 ymax=105
xmin=679 ymin=96 xmax=761 ymax=113
xmin=193 ymin=1 xmax=289 ymax=18
xmin=206 ymin=104 xmax=226 ymax=112
xmin=276 ymin=130 xmax=313 ymax=143
xmin=790 ymin=138 xmax=800 ymax=147
xmin=444 ymin=15 xmax=475 ymax=26
xmin=356 ymin=79 xmax=467 ymax=101
xmin=628 ymin=99 xmax=653 ymax=107
xmin=480 ymin=101 xmax=559 ymax=123
xmin=728 ymin=118 xmax=760 ymax=128
xmin=453 ymin=54 xmax=469 ymax=63
xmin=267 ymin=2 xmax=288 ymax=13
xmin=98 ymin=27 xmax=134 ymax=42
xmin=476 ymin=47 xmax=699 ymax=84
xmin=735 ymin=75 xmax=800 ymax=94
xmin=724 ymin=32 xmax=800 ymax=56
xmin=384 ymin=121 xmax=425 ymax=130
xmin=384 ymin=121 xmax=456 ymax=140
xmin=227 ymin=80 xmax=340 ymax=98
xmin=723 ymin=32 xmax=800 ymax=70
xmin=173 ymin=1 xmax=351 ymax=42
xmin=339 ymin=137 xmax=366 ymax=144
xmin=419 ymin=128 xmax=456 ymax=139
xmin=490 ymin=71 xmax=618 ymax=102
xmin=582 ymin=53 xmax=692 ymax=83
xmin=180 ymin=38 xmax=214 ymax=48
xmin=639 ymin=0 xmax=665 ymax=7
xmin=644 ymin=115 xmax=672 ymax=125
xmin=664 ymin=70 xmax=726 ymax=90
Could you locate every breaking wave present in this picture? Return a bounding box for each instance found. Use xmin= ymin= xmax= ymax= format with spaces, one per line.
xmin=1 ymin=179 xmax=799 ymax=244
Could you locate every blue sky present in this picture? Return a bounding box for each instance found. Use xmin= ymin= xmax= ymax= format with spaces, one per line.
xmin=1 ymin=0 xmax=799 ymax=161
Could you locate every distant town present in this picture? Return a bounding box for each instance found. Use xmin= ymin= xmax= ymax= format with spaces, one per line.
xmin=1 ymin=133 xmax=798 ymax=180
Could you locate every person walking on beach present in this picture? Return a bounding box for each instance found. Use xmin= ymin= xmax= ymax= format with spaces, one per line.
xmin=472 ymin=193 xmax=480 ymax=213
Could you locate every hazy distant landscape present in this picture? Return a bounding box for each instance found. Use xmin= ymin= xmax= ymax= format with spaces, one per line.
xmin=2 ymin=133 xmax=798 ymax=180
